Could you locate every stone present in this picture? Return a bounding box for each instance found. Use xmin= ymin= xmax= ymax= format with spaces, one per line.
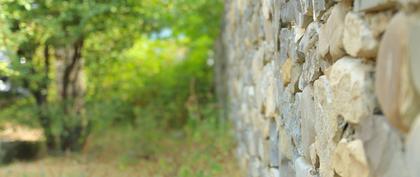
xmin=355 ymin=115 xmax=410 ymax=177
xmin=279 ymin=28 xmax=291 ymax=65
xmin=312 ymin=0 xmax=326 ymax=21
xmin=220 ymin=1 xmax=420 ymax=177
xmin=376 ymin=12 xmax=420 ymax=132
xmin=280 ymin=0 xmax=300 ymax=25
xmin=406 ymin=115 xmax=420 ymax=177
xmin=332 ymin=139 xmax=369 ymax=177
xmin=261 ymin=62 xmax=277 ymax=118
xmin=364 ymin=11 xmax=393 ymax=38
xmin=408 ymin=17 xmax=420 ymax=95
xmin=309 ymin=143 xmax=318 ymax=167
xmin=299 ymin=85 xmax=316 ymax=160
xmin=298 ymin=49 xmax=321 ymax=90
xmin=300 ymin=0 xmax=313 ymax=15
xmin=270 ymin=168 xmax=281 ymax=177
xmin=353 ymin=0 xmax=396 ymax=12
xmin=281 ymin=58 xmax=292 ymax=86
xmin=298 ymin=22 xmax=320 ymax=55
xmin=313 ymin=76 xmax=337 ymax=177
xmin=295 ymin=157 xmax=316 ymax=177
xmin=279 ymin=126 xmax=294 ymax=161
xmin=343 ymin=12 xmax=378 ymax=58
xmin=262 ymin=0 xmax=273 ymax=20
xmin=328 ymin=57 xmax=376 ymax=124
xmin=318 ymin=2 xmax=350 ymax=61
xmin=279 ymin=159 xmax=296 ymax=177
xmin=268 ymin=119 xmax=279 ymax=167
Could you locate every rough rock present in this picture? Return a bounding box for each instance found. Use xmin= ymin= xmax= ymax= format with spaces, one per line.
xmin=343 ymin=12 xmax=378 ymax=58
xmin=298 ymin=22 xmax=320 ymax=55
xmin=353 ymin=114 xmax=410 ymax=177
xmin=376 ymin=12 xmax=420 ymax=132
xmin=332 ymin=139 xmax=369 ymax=177
xmin=313 ymin=76 xmax=337 ymax=177
xmin=299 ymin=85 xmax=316 ymax=160
xmin=328 ymin=57 xmax=376 ymax=124
xmin=219 ymin=1 xmax=420 ymax=176
xmin=281 ymin=58 xmax=292 ymax=87
xmin=318 ymin=2 xmax=350 ymax=61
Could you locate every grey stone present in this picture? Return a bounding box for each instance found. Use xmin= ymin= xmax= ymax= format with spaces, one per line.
xmin=299 ymin=85 xmax=316 ymax=160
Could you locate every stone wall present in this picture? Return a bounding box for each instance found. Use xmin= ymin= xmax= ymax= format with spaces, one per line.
xmin=218 ymin=0 xmax=420 ymax=177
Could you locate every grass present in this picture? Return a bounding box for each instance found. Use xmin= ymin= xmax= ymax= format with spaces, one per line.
xmin=0 ymin=118 xmax=241 ymax=177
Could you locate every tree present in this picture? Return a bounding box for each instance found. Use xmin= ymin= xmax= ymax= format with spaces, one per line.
xmin=0 ymin=0 xmax=156 ymax=151
xmin=0 ymin=0 xmax=223 ymax=152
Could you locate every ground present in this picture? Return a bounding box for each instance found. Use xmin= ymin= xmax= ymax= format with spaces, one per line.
xmin=0 ymin=125 xmax=241 ymax=177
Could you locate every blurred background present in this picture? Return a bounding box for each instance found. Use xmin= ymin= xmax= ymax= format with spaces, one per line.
xmin=0 ymin=0 xmax=239 ymax=176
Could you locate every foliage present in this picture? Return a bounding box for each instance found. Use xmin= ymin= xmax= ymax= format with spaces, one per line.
xmin=0 ymin=0 xmax=224 ymax=153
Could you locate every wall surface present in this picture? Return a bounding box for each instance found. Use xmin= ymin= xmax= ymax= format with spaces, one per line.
xmin=218 ymin=0 xmax=420 ymax=177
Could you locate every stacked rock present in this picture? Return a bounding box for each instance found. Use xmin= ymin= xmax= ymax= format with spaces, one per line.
xmin=218 ymin=0 xmax=420 ymax=177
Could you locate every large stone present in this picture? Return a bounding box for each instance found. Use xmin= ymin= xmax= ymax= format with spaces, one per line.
xmin=318 ymin=2 xmax=350 ymax=61
xmin=406 ymin=115 xmax=420 ymax=177
xmin=299 ymin=85 xmax=316 ymax=160
xmin=343 ymin=12 xmax=378 ymax=58
xmin=332 ymin=139 xmax=369 ymax=177
xmin=313 ymin=76 xmax=338 ymax=177
xmin=354 ymin=115 xmax=409 ymax=177
xmin=260 ymin=62 xmax=277 ymax=118
xmin=328 ymin=57 xmax=376 ymax=124
xmin=376 ymin=12 xmax=420 ymax=132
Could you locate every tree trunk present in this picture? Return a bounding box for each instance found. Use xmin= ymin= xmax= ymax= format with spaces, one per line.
xmin=55 ymin=39 xmax=90 ymax=151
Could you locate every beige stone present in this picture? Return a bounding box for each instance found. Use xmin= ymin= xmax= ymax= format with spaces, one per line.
xmin=313 ymin=76 xmax=337 ymax=177
xmin=328 ymin=57 xmax=376 ymax=124
xmin=281 ymin=58 xmax=292 ymax=86
xmin=332 ymin=139 xmax=369 ymax=177
xmin=376 ymin=12 xmax=420 ymax=132
xmin=309 ymin=143 xmax=317 ymax=167
xmin=318 ymin=2 xmax=350 ymax=61
xmin=343 ymin=12 xmax=378 ymax=58
xmin=262 ymin=0 xmax=273 ymax=20
xmin=365 ymin=11 xmax=393 ymax=38
xmin=354 ymin=115 xmax=409 ymax=177
xmin=279 ymin=126 xmax=294 ymax=161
